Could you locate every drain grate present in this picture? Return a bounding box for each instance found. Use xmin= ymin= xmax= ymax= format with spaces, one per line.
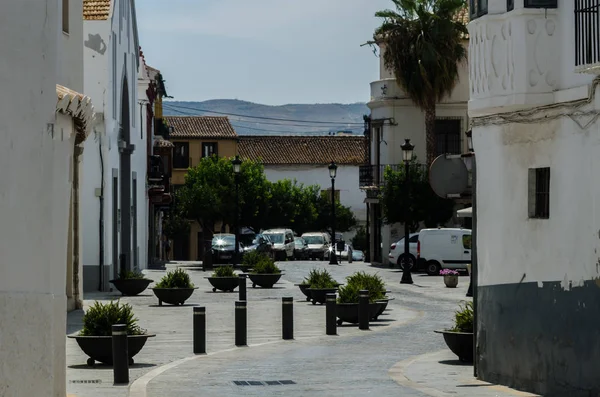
xmin=70 ymin=380 xmax=102 ymax=384
xmin=233 ymin=380 xmax=296 ymax=386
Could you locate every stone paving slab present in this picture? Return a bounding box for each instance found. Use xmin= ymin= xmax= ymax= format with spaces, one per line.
xmin=391 ymin=349 xmax=541 ymax=397
xmin=66 ymin=261 xmax=471 ymax=397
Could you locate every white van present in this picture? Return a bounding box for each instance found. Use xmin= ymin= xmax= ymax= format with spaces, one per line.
xmin=262 ymin=228 xmax=295 ymax=261
xmin=417 ymin=228 xmax=472 ymax=275
xmin=301 ymin=232 xmax=331 ymax=260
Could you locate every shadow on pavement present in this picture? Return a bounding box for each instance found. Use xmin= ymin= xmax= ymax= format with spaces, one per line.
xmin=68 ymin=363 xmax=157 ymax=370
xmin=147 ymin=303 xmax=201 ymax=308
xmin=438 ymin=359 xmax=472 ymax=366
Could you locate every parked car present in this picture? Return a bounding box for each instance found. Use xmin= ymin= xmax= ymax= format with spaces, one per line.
xmin=301 ymin=232 xmax=331 ymax=260
xmin=293 ymin=237 xmax=310 ymax=260
xmin=389 ymin=233 xmax=420 ymax=269
xmin=243 ymin=233 xmax=274 ymax=259
xmin=417 ymin=228 xmax=472 ymax=275
xmin=339 ymin=244 xmax=352 ymax=260
xmin=351 ymin=249 xmax=365 ymax=262
xmin=262 ymin=228 xmax=295 ymax=260
xmin=211 ymin=234 xmax=244 ymax=264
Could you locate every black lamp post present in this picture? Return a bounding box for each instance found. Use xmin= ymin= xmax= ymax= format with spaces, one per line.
xmin=232 ymin=155 xmax=242 ymax=267
xmin=400 ymin=139 xmax=414 ymax=284
xmin=465 ymin=130 xmax=474 ymax=297
xmin=328 ymin=161 xmax=339 ymax=265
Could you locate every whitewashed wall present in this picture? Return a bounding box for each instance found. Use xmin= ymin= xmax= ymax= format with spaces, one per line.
xmin=263 ymin=165 xmax=366 ymax=239
xmin=0 ymin=2 xmax=72 ymax=396
xmin=82 ymin=0 xmax=146 ymax=292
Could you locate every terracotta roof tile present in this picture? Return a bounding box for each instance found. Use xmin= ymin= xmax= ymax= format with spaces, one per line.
xmin=239 ymin=136 xmax=367 ymax=165
xmin=164 ymin=116 xmax=238 ymax=139
xmin=153 ymin=137 xmax=174 ymax=148
xmin=83 ymin=0 xmax=111 ymax=20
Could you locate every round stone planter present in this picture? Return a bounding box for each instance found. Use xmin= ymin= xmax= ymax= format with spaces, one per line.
xmin=206 ymin=277 xmax=239 ymax=292
xmin=151 ymin=287 xmax=197 ymax=305
xmin=434 ymin=330 xmax=473 ymax=362
xmin=374 ymin=297 xmax=393 ymax=317
xmin=247 ymin=273 xmax=283 ymax=288
xmin=296 ymin=283 xmax=311 ymax=301
xmin=307 ymin=288 xmax=338 ymax=305
xmin=68 ymin=334 xmax=156 ymax=366
xmin=335 ymin=302 xmax=383 ymax=325
xmin=443 ymin=275 xmax=459 ymax=288
xmin=109 ymin=278 xmax=153 ymax=296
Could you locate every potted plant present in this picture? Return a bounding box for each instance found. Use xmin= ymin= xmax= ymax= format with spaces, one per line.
xmin=109 ymin=268 xmax=153 ymax=296
xmin=335 ymin=271 xmax=387 ymax=325
xmin=239 ymin=250 xmax=262 ymax=273
xmin=68 ymin=300 xmax=155 ymax=366
xmin=206 ymin=265 xmax=238 ymax=292
xmin=305 ymin=269 xmax=340 ymax=305
xmin=435 ymin=301 xmax=474 ymax=362
xmin=152 ymin=268 xmax=197 ymax=305
xmin=440 ymin=269 xmax=459 ymax=288
xmin=247 ymin=254 xmax=283 ymax=288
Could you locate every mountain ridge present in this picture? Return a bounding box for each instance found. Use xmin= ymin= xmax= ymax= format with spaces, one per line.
xmin=162 ymin=99 xmax=369 ymax=136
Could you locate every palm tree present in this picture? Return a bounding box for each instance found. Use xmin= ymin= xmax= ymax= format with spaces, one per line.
xmin=367 ymin=0 xmax=468 ymax=165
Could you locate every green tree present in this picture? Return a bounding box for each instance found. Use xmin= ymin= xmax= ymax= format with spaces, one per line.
xmin=314 ymin=194 xmax=358 ymax=234
xmin=367 ymin=0 xmax=468 ymax=165
xmin=380 ymin=160 xmax=455 ymax=231
xmin=351 ymin=226 xmax=368 ymax=251
xmin=263 ymin=180 xmax=318 ymax=234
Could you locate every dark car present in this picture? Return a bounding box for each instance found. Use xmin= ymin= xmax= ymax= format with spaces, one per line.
xmin=243 ymin=233 xmax=274 ymax=259
xmin=293 ymin=237 xmax=309 ymax=260
xmin=211 ymin=234 xmax=244 ymax=264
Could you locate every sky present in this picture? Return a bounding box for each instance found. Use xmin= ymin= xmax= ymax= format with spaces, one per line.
xmin=136 ymin=0 xmax=393 ymax=106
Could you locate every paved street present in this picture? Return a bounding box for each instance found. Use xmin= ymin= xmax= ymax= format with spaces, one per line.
xmin=66 ymin=260 xmax=534 ymax=397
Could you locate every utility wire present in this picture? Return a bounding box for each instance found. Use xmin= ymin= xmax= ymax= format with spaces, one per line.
xmin=162 ymin=101 xmax=365 ymax=125
xmin=229 ymin=122 xmax=361 ymax=135
xmin=162 ymin=103 xmax=362 ymax=129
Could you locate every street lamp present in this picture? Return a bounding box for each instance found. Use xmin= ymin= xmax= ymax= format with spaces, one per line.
xmin=232 ymin=155 xmax=242 ymax=267
xmin=328 ymin=161 xmax=339 ymax=265
xmin=400 ymin=139 xmax=414 ymax=284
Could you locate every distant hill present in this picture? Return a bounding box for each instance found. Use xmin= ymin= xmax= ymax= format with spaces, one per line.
xmin=162 ymin=99 xmax=369 ymax=136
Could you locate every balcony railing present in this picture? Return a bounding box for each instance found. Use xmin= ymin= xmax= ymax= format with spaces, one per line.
xmin=575 ymin=0 xmax=600 ymax=69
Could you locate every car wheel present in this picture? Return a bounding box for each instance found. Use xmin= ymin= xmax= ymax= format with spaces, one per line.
xmin=398 ymin=254 xmax=417 ymax=271
xmin=426 ymin=260 xmax=441 ymax=276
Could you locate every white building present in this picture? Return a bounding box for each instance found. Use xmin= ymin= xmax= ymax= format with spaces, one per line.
xmin=239 ymin=135 xmax=367 ymax=240
xmin=363 ymin=10 xmax=471 ymax=264
xmin=81 ymin=0 xmax=148 ymax=291
xmin=0 ymin=0 xmax=94 ymax=395
xmin=469 ymin=0 xmax=600 ymax=394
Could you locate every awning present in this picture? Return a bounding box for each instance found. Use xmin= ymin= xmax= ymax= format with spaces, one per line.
xmin=457 ymin=207 xmax=472 ymax=218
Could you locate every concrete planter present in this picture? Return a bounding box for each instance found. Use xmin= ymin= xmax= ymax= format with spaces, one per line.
xmin=247 ymin=273 xmax=283 ymax=288
xmin=444 ymin=275 xmax=459 ymax=288
xmin=335 ymin=302 xmax=383 ymax=325
xmin=434 ymin=330 xmax=473 ymax=362
xmin=307 ymin=288 xmax=338 ymax=305
xmin=206 ymin=277 xmax=239 ymax=292
xmin=152 ymin=287 xmax=197 ymax=305
xmin=68 ymin=334 xmax=155 ymax=366
xmin=109 ymin=278 xmax=153 ymax=296
xmin=296 ymin=283 xmax=311 ymax=301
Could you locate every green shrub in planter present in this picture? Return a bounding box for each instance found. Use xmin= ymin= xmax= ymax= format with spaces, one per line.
xmin=155 ymin=268 xmax=195 ymax=288
xmin=341 ymin=271 xmax=386 ymax=302
xmin=449 ymin=301 xmax=473 ymax=333
xmin=242 ymin=250 xmax=270 ymax=268
xmin=302 ymin=268 xmax=338 ymax=289
xmin=212 ymin=265 xmax=236 ymax=277
xmin=251 ymin=256 xmax=281 ymax=274
xmin=337 ymin=283 xmax=362 ymax=304
xmin=80 ymin=300 xmax=145 ymax=336
xmin=118 ymin=267 xmax=147 ymax=280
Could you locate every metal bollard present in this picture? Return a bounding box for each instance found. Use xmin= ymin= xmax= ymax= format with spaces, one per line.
xmin=282 ymin=297 xmax=294 ymax=340
xmin=348 ymin=247 xmax=353 ymax=263
xmin=358 ymin=290 xmax=369 ymax=330
xmin=235 ymin=301 xmax=247 ymax=346
xmin=193 ymin=307 xmax=206 ymax=354
xmin=238 ymin=274 xmax=247 ymax=301
xmin=111 ymin=324 xmax=129 ymax=384
xmin=326 ymin=293 xmax=337 ymax=335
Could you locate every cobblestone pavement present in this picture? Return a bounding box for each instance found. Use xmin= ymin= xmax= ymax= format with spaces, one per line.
xmin=66 ymin=260 xmax=524 ymax=397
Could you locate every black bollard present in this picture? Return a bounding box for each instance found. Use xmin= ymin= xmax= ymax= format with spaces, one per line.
xmin=282 ymin=297 xmax=294 ymax=340
xmin=326 ymin=293 xmax=337 ymax=335
xmin=111 ymin=324 xmax=129 ymax=384
xmin=235 ymin=301 xmax=247 ymax=346
xmin=358 ymin=290 xmax=369 ymax=330
xmin=238 ymin=274 xmax=247 ymax=301
xmin=193 ymin=307 xmax=206 ymax=354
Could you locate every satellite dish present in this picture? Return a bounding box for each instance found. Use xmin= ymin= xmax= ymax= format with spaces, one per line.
xmin=429 ymin=155 xmax=469 ymax=198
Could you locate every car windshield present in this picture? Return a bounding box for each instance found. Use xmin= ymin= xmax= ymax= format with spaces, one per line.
xmin=212 ymin=235 xmax=235 ymax=246
xmin=251 ymin=235 xmax=268 ymax=245
xmin=264 ymin=233 xmax=283 ymax=244
xmin=239 ymin=234 xmax=255 ymax=246
xmin=303 ymin=236 xmax=324 ymax=245
xmin=294 ymin=238 xmax=304 ymax=246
